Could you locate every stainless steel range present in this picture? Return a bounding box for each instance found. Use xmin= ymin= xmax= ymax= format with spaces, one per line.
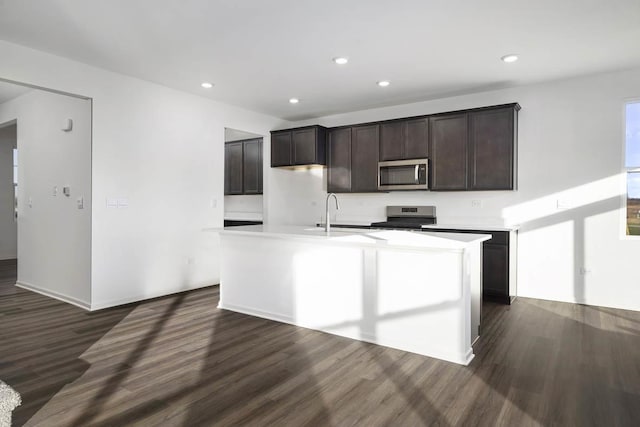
xmin=370 ymin=206 xmax=437 ymax=229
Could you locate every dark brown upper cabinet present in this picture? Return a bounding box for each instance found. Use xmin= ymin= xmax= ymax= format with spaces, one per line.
xmin=351 ymin=124 xmax=380 ymax=192
xmin=328 ymin=125 xmax=379 ymax=193
xmin=224 ymin=139 xmax=263 ymax=195
xmin=327 ymin=127 xmax=352 ymax=193
xmin=242 ymin=139 xmax=263 ymax=194
xmin=270 ymin=131 xmax=291 ymax=167
xmin=469 ymin=106 xmax=517 ymax=190
xmin=270 ymin=125 xmax=327 ymax=167
xmin=430 ymin=104 xmax=519 ymax=191
xmin=224 ymin=141 xmax=244 ymax=195
xmin=380 ymin=118 xmax=429 ymax=161
xmin=430 ymin=113 xmax=469 ymax=191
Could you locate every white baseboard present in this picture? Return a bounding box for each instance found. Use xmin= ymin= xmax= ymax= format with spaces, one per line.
xmin=91 ymin=283 xmax=216 ymax=311
xmin=16 ymin=281 xmax=91 ymax=311
xmin=218 ymin=301 xmax=294 ymax=324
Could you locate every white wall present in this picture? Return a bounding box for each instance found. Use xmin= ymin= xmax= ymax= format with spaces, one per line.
xmin=0 ymin=91 xmax=92 ymax=306
xmin=224 ymin=195 xmax=263 ymax=221
xmin=0 ymin=40 xmax=290 ymax=309
xmin=278 ymin=68 xmax=640 ymax=312
xmin=0 ymin=123 xmax=17 ymax=260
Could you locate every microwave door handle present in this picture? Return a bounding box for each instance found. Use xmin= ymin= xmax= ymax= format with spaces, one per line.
xmin=415 ymin=164 xmax=419 ymax=182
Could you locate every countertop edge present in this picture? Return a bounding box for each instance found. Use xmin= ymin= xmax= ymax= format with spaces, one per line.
xmin=205 ymin=226 xmax=491 ymax=253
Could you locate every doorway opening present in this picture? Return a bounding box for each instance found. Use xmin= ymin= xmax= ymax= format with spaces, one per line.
xmin=0 ymin=119 xmax=17 ymax=295
xmin=0 ymin=78 xmax=92 ymax=306
xmin=223 ymin=127 xmax=264 ymax=226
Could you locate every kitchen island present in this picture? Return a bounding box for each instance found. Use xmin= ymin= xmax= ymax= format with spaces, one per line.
xmin=210 ymin=225 xmax=490 ymax=365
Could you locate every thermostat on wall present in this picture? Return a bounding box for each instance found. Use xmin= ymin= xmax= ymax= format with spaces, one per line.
xmin=62 ymin=118 xmax=73 ymax=132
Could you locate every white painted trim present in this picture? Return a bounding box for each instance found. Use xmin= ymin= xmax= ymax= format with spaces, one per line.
xmin=218 ymin=301 xmax=474 ymax=366
xmin=16 ymin=281 xmax=91 ymax=311
xmin=91 ymin=283 xmax=216 ymax=311
xmin=218 ymin=301 xmax=294 ymax=324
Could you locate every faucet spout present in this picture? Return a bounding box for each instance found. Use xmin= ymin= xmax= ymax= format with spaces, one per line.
xmin=325 ymin=193 xmax=339 ymax=233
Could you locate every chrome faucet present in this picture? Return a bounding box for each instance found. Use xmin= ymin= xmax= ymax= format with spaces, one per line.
xmin=325 ymin=193 xmax=339 ymax=233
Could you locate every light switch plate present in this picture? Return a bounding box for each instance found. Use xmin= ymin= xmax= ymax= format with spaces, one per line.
xmin=117 ymin=198 xmax=129 ymax=208
xmin=77 ymin=197 xmax=84 ymax=209
xmin=106 ymin=198 xmax=118 ymax=208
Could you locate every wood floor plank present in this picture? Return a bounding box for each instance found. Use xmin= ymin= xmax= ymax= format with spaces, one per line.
xmin=1 ymin=262 xmax=640 ymax=426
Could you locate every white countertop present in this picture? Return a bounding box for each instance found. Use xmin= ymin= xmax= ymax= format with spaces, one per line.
xmin=421 ymin=223 xmax=520 ymax=232
xmin=207 ymin=224 xmax=491 ymax=252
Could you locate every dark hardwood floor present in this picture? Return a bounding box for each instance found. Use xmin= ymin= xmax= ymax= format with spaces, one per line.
xmin=1 ymin=259 xmax=639 ymax=426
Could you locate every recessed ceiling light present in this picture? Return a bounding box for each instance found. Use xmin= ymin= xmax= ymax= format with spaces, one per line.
xmin=333 ymin=57 xmax=348 ymax=65
xmin=501 ymin=54 xmax=518 ymax=63
xmin=289 ymin=98 xmax=300 ymax=104
xmin=201 ymin=82 xmax=214 ymax=88
xmin=377 ymin=80 xmax=390 ymax=87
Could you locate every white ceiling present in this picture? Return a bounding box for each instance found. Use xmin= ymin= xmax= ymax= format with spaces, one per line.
xmin=0 ymin=80 xmax=31 ymax=104
xmin=1 ymin=0 xmax=639 ymax=121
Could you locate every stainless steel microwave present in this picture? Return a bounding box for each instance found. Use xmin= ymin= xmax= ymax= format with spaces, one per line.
xmin=378 ymin=159 xmax=429 ymax=191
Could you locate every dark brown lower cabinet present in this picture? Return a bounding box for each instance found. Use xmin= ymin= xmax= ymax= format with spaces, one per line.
xmin=482 ymin=243 xmax=509 ymax=300
xmin=421 ymin=228 xmax=515 ymax=304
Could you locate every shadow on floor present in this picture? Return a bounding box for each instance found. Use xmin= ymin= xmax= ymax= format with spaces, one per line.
xmin=0 ymin=267 xmax=135 ymax=426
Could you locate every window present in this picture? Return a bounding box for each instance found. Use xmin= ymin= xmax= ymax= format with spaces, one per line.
xmin=13 ymin=148 xmax=17 ymax=220
xmin=626 ymin=102 xmax=640 ymax=235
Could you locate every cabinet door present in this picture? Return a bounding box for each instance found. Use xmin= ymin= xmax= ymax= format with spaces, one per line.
xmin=271 ymin=131 xmax=291 ymax=167
xmin=327 ymin=128 xmax=352 ymax=193
xmin=405 ymin=118 xmax=429 ymax=159
xmin=483 ymin=243 xmax=509 ymax=296
xmin=224 ymin=142 xmax=244 ymax=195
xmin=243 ymin=139 xmax=263 ymax=194
xmin=292 ymin=128 xmax=317 ymax=165
xmin=380 ymin=121 xmax=404 ymax=161
xmin=351 ymin=124 xmax=380 ymax=192
xmin=470 ymin=108 xmax=515 ymax=190
xmin=430 ymin=114 xmax=468 ymax=190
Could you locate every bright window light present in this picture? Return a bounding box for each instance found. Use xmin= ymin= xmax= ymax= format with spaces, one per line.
xmin=625 ymin=101 xmax=640 ymax=235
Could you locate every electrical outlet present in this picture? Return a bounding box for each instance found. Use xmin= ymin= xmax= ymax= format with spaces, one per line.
xmin=77 ymin=197 xmax=84 ymax=209
xmin=471 ymin=200 xmax=482 ymax=208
